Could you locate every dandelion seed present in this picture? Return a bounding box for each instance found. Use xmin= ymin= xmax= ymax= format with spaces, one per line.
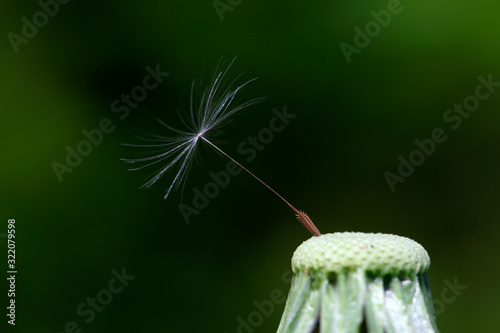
xmin=122 ymin=58 xmax=321 ymax=236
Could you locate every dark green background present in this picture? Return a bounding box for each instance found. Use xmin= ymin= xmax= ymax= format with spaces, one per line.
xmin=1 ymin=0 xmax=499 ymax=332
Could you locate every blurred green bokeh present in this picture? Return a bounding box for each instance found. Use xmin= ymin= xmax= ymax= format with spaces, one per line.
xmin=1 ymin=0 xmax=499 ymax=332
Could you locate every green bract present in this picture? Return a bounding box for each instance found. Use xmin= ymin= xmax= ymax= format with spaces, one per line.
xmin=277 ymin=232 xmax=439 ymax=333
